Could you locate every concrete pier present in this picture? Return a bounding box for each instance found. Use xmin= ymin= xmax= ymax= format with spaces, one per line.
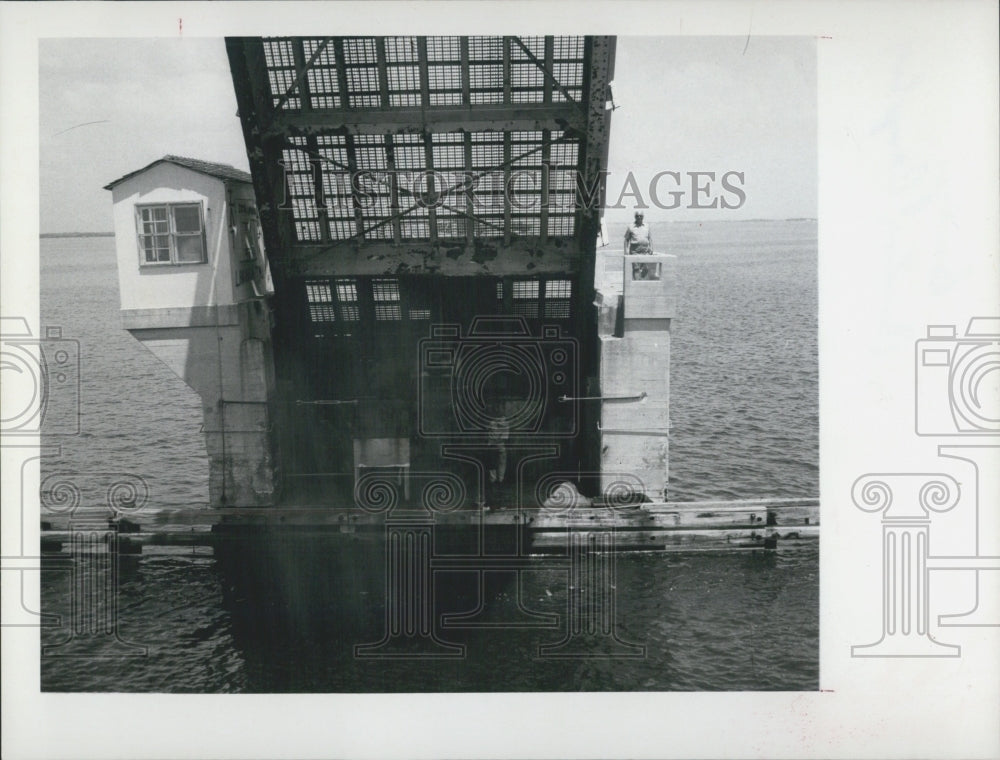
xmin=596 ymin=253 xmax=676 ymax=501
xmin=105 ymin=158 xmax=281 ymax=507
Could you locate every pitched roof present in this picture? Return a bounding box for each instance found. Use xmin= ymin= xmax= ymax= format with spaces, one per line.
xmin=103 ymin=155 xmax=253 ymax=190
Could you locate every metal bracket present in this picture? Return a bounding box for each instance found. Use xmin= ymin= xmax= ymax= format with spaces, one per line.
xmin=558 ymin=392 xmax=646 ymax=403
xmin=295 ymin=399 xmax=359 ymax=406
xmin=596 ymin=420 xmax=668 ymax=436
xmin=201 ymin=426 xmax=274 ymax=434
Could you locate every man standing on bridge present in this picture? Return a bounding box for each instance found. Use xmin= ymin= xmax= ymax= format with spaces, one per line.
xmin=624 ymin=211 xmax=652 ymax=254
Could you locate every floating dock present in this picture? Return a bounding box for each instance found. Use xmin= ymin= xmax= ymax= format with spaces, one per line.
xmin=40 ymin=497 xmax=818 ymax=555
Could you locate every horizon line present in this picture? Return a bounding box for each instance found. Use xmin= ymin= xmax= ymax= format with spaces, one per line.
xmin=41 ymin=217 xmax=816 ymax=237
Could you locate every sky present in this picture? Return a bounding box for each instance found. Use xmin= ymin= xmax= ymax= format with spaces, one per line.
xmin=39 ymin=36 xmax=815 ymax=233
xmin=605 ymin=36 xmax=815 ymax=226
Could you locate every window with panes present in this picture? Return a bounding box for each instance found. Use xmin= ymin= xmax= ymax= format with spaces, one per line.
xmin=135 ymin=203 xmax=207 ymax=265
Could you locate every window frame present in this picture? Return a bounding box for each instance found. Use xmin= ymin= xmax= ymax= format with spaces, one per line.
xmin=135 ymin=202 xmax=208 ymax=267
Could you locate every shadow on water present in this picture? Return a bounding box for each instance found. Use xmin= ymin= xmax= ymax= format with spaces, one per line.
xmin=213 ymin=531 xmax=498 ymax=692
xmin=40 ymin=535 xmax=817 ymax=692
xmin=205 ymin=531 xmax=817 ymax=692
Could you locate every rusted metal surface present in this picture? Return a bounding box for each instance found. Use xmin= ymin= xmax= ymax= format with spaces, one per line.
xmin=286 ymin=237 xmax=583 ymax=277
xmin=226 ymin=36 xmax=614 ymax=259
xmin=225 ymin=36 xmax=618 ymax=496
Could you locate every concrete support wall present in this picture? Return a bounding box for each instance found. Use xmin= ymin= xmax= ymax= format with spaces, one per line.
xmin=124 ymin=301 xmax=280 ymax=507
xmin=597 ymin=254 xmax=676 ymax=501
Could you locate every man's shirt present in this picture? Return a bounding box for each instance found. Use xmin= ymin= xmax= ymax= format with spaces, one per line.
xmin=625 ymin=223 xmax=652 ymax=253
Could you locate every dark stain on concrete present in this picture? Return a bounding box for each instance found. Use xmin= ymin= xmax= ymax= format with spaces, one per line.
xmin=471 ymin=245 xmax=498 ymax=264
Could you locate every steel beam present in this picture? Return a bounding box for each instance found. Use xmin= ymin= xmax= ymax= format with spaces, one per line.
xmin=283 ymin=238 xmax=583 ymax=278
xmin=512 ymin=35 xmax=582 ymax=110
xmin=262 ymin=103 xmax=584 ymax=138
xmin=226 ymin=38 xmax=297 ymax=267
xmin=574 ymin=35 xmax=617 ymax=479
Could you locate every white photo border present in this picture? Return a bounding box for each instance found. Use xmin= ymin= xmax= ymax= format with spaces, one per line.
xmin=2 ymin=2 xmax=998 ymax=758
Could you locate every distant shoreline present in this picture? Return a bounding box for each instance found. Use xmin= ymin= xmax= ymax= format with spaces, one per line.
xmin=40 ymin=232 xmax=114 ymax=239
xmin=38 ymin=219 xmax=815 ymax=241
xmin=605 ymin=218 xmax=816 ymax=224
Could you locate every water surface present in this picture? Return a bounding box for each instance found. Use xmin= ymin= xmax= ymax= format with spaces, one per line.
xmin=39 ymin=220 xmax=818 ymax=691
